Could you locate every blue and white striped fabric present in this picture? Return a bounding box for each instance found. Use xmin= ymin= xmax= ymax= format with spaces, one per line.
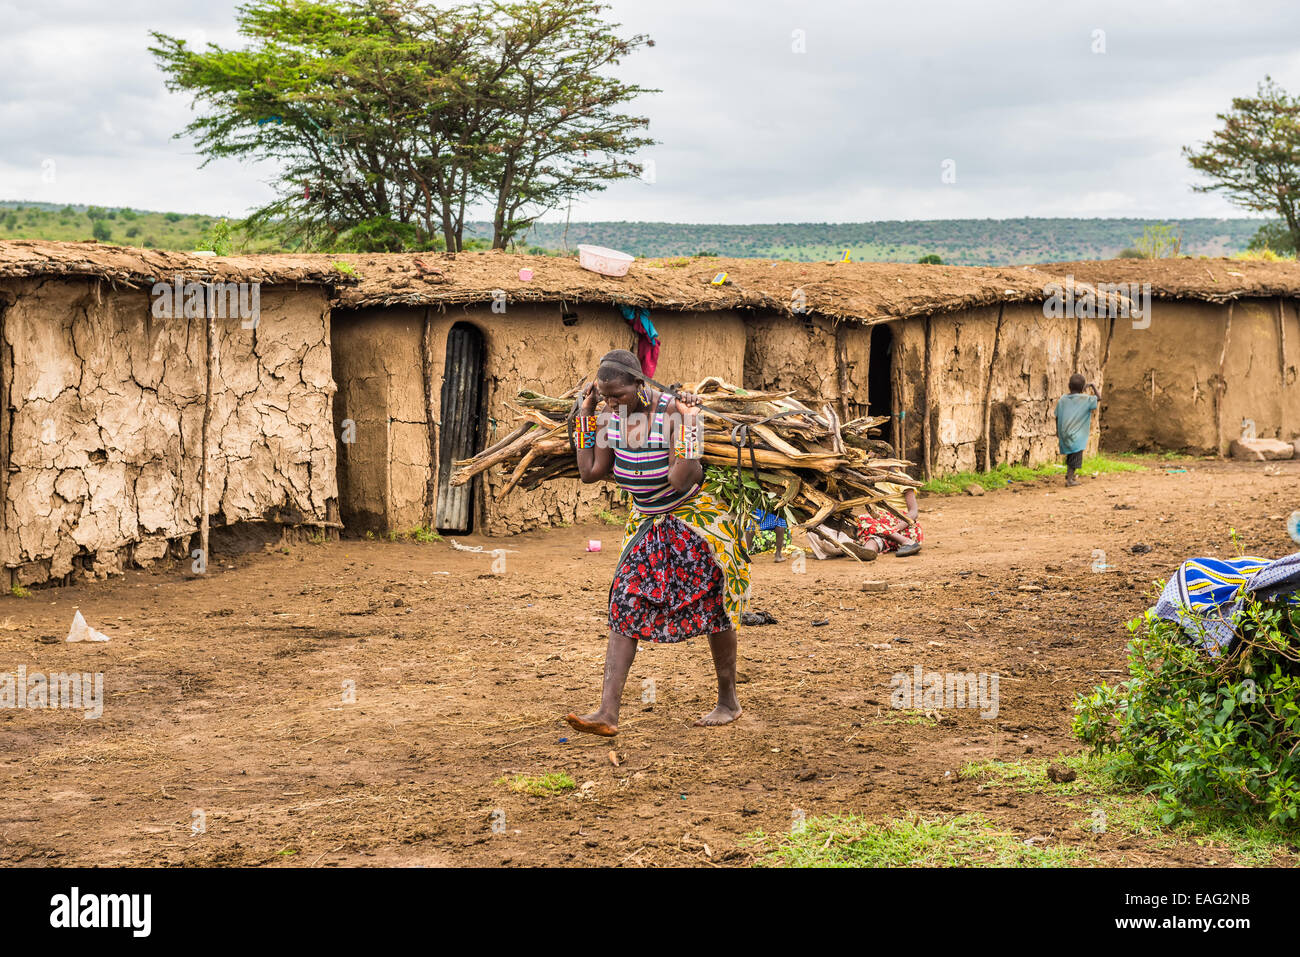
xmin=753 ymin=509 xmax=787 ymax=531
xmin=1153 ymin=551 xmax=1300 ymax=654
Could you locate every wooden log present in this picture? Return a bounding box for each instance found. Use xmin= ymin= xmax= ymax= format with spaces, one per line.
xmin=198 ymin=311 xmax=216 ymax=572
xmin=922 ymin=316 xmax=933 ymax=481
xmin=982 ymin=303 xmax=1004 ymax=473
xmin=1215 ymin=302 xmax=1234 ymax=457
xmin=421 ymin=308 xmax=438 ymax=525
xmin=1278 ymin=297 xmax=1289 ymax=385
xmin=451 ymin=426 xmax=543 ymax=485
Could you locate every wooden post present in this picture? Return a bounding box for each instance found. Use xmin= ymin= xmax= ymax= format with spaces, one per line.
xmin=1101 ymin=315 xmax=1116 ymax=373
xmin=1215 ymin=302 xmax=1234 ymax=457
xmin=922 ymin=317 xmax=933 ymax=481
xmin=1072 ymin=313 xmax=1083 ymax=372
xmin=0 ymin=296 xmax=10 ymax=588
xmin=982 ymin=304 xmax=1005 ymax=473
xmin=891 ymin=325 xmax=904 ymax=460
xmin=834 ymin=321 xmax=852 ymax=422
xmin=1278 ymin=297 xmax=1289 ymax=384
xmin=199 ymin=309 xmax=216 ymax=572
xmin=421 ymin=307 xmax=439 ymax=527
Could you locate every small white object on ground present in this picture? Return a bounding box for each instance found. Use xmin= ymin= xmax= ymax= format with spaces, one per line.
xmin=66 ymin=610 xmax=110 ymax=642
xmin=1229 ymin=437 xmax=1294 ymax=461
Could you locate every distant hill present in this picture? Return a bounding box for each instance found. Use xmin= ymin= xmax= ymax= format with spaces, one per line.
xmin=479 ymin=217 xmax=1274 ymax=265
xmin=0 ymin=201 xmax=1276 ymax=264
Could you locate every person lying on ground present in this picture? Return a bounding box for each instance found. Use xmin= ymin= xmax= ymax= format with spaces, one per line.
xmin=854 ymin=482 xmax=922 ymax=558
xmin=743 ymin=508 xmax=787 ymax=562
xmin=566 ymin=349 xmax=750 ymax=737
xmin=1054 ymin=373 xmax=1100 ymax=487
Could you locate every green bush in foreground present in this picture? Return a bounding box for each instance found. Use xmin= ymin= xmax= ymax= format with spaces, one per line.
xmin=1074 ymin=599 xmax=1300 ymax=825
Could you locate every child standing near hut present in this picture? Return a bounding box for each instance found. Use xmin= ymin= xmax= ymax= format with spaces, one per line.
xmin=1055 ymin=374 xmax=1101 ymax=487
xmin=744 ymin=508 xmax=788 ymax=562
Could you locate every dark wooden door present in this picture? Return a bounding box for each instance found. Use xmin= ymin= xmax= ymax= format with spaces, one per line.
xmin=435 ymin=324 xmax=484 ymax=533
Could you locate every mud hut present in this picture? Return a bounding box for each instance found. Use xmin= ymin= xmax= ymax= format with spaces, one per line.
xmin=318 ymin=252 xmax=1121 ymax=535
xmin=1041 ymin=258 xmax=1300 ymax=454
xmin=0 ymin=240 xmax=348 ymax=587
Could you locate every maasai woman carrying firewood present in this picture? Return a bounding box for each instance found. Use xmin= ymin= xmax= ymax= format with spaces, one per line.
xmin=565 ymin=350 xmax=750 ymax=737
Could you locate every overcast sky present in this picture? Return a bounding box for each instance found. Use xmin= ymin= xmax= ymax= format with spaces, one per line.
xmin=2 ymin=0 xmax=1298 ymax=223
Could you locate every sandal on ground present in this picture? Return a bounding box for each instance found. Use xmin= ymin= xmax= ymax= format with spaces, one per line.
xmin=896 ymin=541 xmax=922 ymax=557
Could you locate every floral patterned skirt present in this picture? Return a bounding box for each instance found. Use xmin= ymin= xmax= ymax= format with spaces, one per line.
xmin=855 ymin=511 xmax=923 ymax=552
xmin=609 ymin=491 xmax=750 ymax=643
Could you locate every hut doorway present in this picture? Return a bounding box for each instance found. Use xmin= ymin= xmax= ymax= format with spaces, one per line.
xmin=435 ymin=323 xmax=485 ymax=533
xmin=867 ymin=323 xmax=895 ymax=422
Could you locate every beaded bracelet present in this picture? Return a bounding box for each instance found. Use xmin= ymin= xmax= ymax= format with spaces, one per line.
xmin=674 ymin=424 xmax=703 ymax=460
xmin=574 ymin=428 xmax=596 ymax=450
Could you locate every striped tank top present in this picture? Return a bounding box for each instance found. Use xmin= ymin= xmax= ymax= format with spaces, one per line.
xmin=607 ymin=393 xmax=699 ymax=514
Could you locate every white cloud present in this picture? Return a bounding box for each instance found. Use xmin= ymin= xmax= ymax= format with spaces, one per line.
xmin=1 ymin=0 xmax=1298 ymax=222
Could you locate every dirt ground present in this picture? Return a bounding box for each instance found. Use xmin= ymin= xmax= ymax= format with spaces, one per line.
xmin=2 ymin=458 xmax=1298 ymax=868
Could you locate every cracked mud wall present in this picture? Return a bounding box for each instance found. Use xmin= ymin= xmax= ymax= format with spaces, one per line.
xmin=331 ymin=303 xmax=746 ymax=535
xmin=0 ymin=278 xmax=337 ymax=585
xmin=1103 ymin=298 xmax=1300 ymax=454
xmin=894 ymin=306 xmax=1105 ymax=474
xmin=332 ymin=308 xmax=428 ymax=533
xmin=742 ymin=312 xmax=870 ymax=419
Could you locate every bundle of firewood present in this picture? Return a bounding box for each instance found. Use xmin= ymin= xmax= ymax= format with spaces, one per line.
xmin=451 ymin=377 xmax=920 ymax=534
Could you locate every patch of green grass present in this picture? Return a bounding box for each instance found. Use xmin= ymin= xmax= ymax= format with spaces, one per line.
xmin=596 ymin=509 xmax=626 ymax=526
xmin=960 ymin=755 xmax=1299 ymax=865
xmin=750 ymin=813 xmax=1085 ymax=867
xmin=875 ymin=709 xmax=945 ymax=727
xmin=922 ymin=455 xmax=1142 ymax=495
xmin=332 ymin=260 xmax=357 ymax=275
xmin=495 ymin=772 xmax=576 ymax=796
xmin=1108 ymin=450 xmax=1200 ymax=464
xmin=1077 ymin=795 xmax=1299 ymax=866
xmin=9 ymin=584 xmax=30 ymax=598
xmin=409 ymin=525 xmax=443 ymax=543
xmin=960 ymin=753 xmax=1126 ymax=796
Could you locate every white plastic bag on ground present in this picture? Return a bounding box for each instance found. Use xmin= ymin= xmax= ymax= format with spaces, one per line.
xmin=66 ymin=610 xmax=110 ymax=643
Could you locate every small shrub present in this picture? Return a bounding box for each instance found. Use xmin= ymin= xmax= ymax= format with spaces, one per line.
xmin=917 ymin=253 xmax=943 ymax=264
xmin=199 ymin=218 xmax=234 ymax=256
xmin=1074 ymin=598 xmax=1300 ymax=825
xmin=10 ymin=584 xmax=30 ymax=598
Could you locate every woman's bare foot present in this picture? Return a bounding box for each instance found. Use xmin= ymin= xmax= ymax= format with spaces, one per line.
xmin=773 ymin=552 xmax=787 ymax=563
xmin=693 ymin=703 xmax=743 ymax=727
xmin=566 ymin=711 xmax=618 ymax=737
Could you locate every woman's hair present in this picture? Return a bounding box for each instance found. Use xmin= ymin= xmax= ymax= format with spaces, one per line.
xmin=596 ymin=349 xmax=643 ymax=386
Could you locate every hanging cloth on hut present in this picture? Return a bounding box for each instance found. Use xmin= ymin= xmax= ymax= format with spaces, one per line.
xmin=1152 ymin=551 xmax=1300 ymax=654
xmin=620 ymin=305 xmax=660 ymax=378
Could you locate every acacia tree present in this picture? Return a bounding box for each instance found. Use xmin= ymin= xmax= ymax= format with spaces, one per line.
xmin=150 ymin=0 xmax=655 ymax=252
xmin=1184 ymin=77 xmax=1300 ymax=255
xmin=481 ymin=0 xmax=655 ymax=248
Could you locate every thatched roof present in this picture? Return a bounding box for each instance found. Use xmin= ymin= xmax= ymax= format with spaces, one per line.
xmin=308 ymin=250 xmax=1110 ymax=324
xmin=0 ymin=240 xmax=1145 ymax=324
xmin=1038 ymin=257 xmax=1300 ymax=304
xmin=0 ymin=239 xmax=347 ymax=289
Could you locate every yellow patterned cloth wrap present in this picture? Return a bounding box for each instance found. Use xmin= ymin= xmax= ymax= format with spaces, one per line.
xmin=620 ymin=489 xmax=751 ymax=629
